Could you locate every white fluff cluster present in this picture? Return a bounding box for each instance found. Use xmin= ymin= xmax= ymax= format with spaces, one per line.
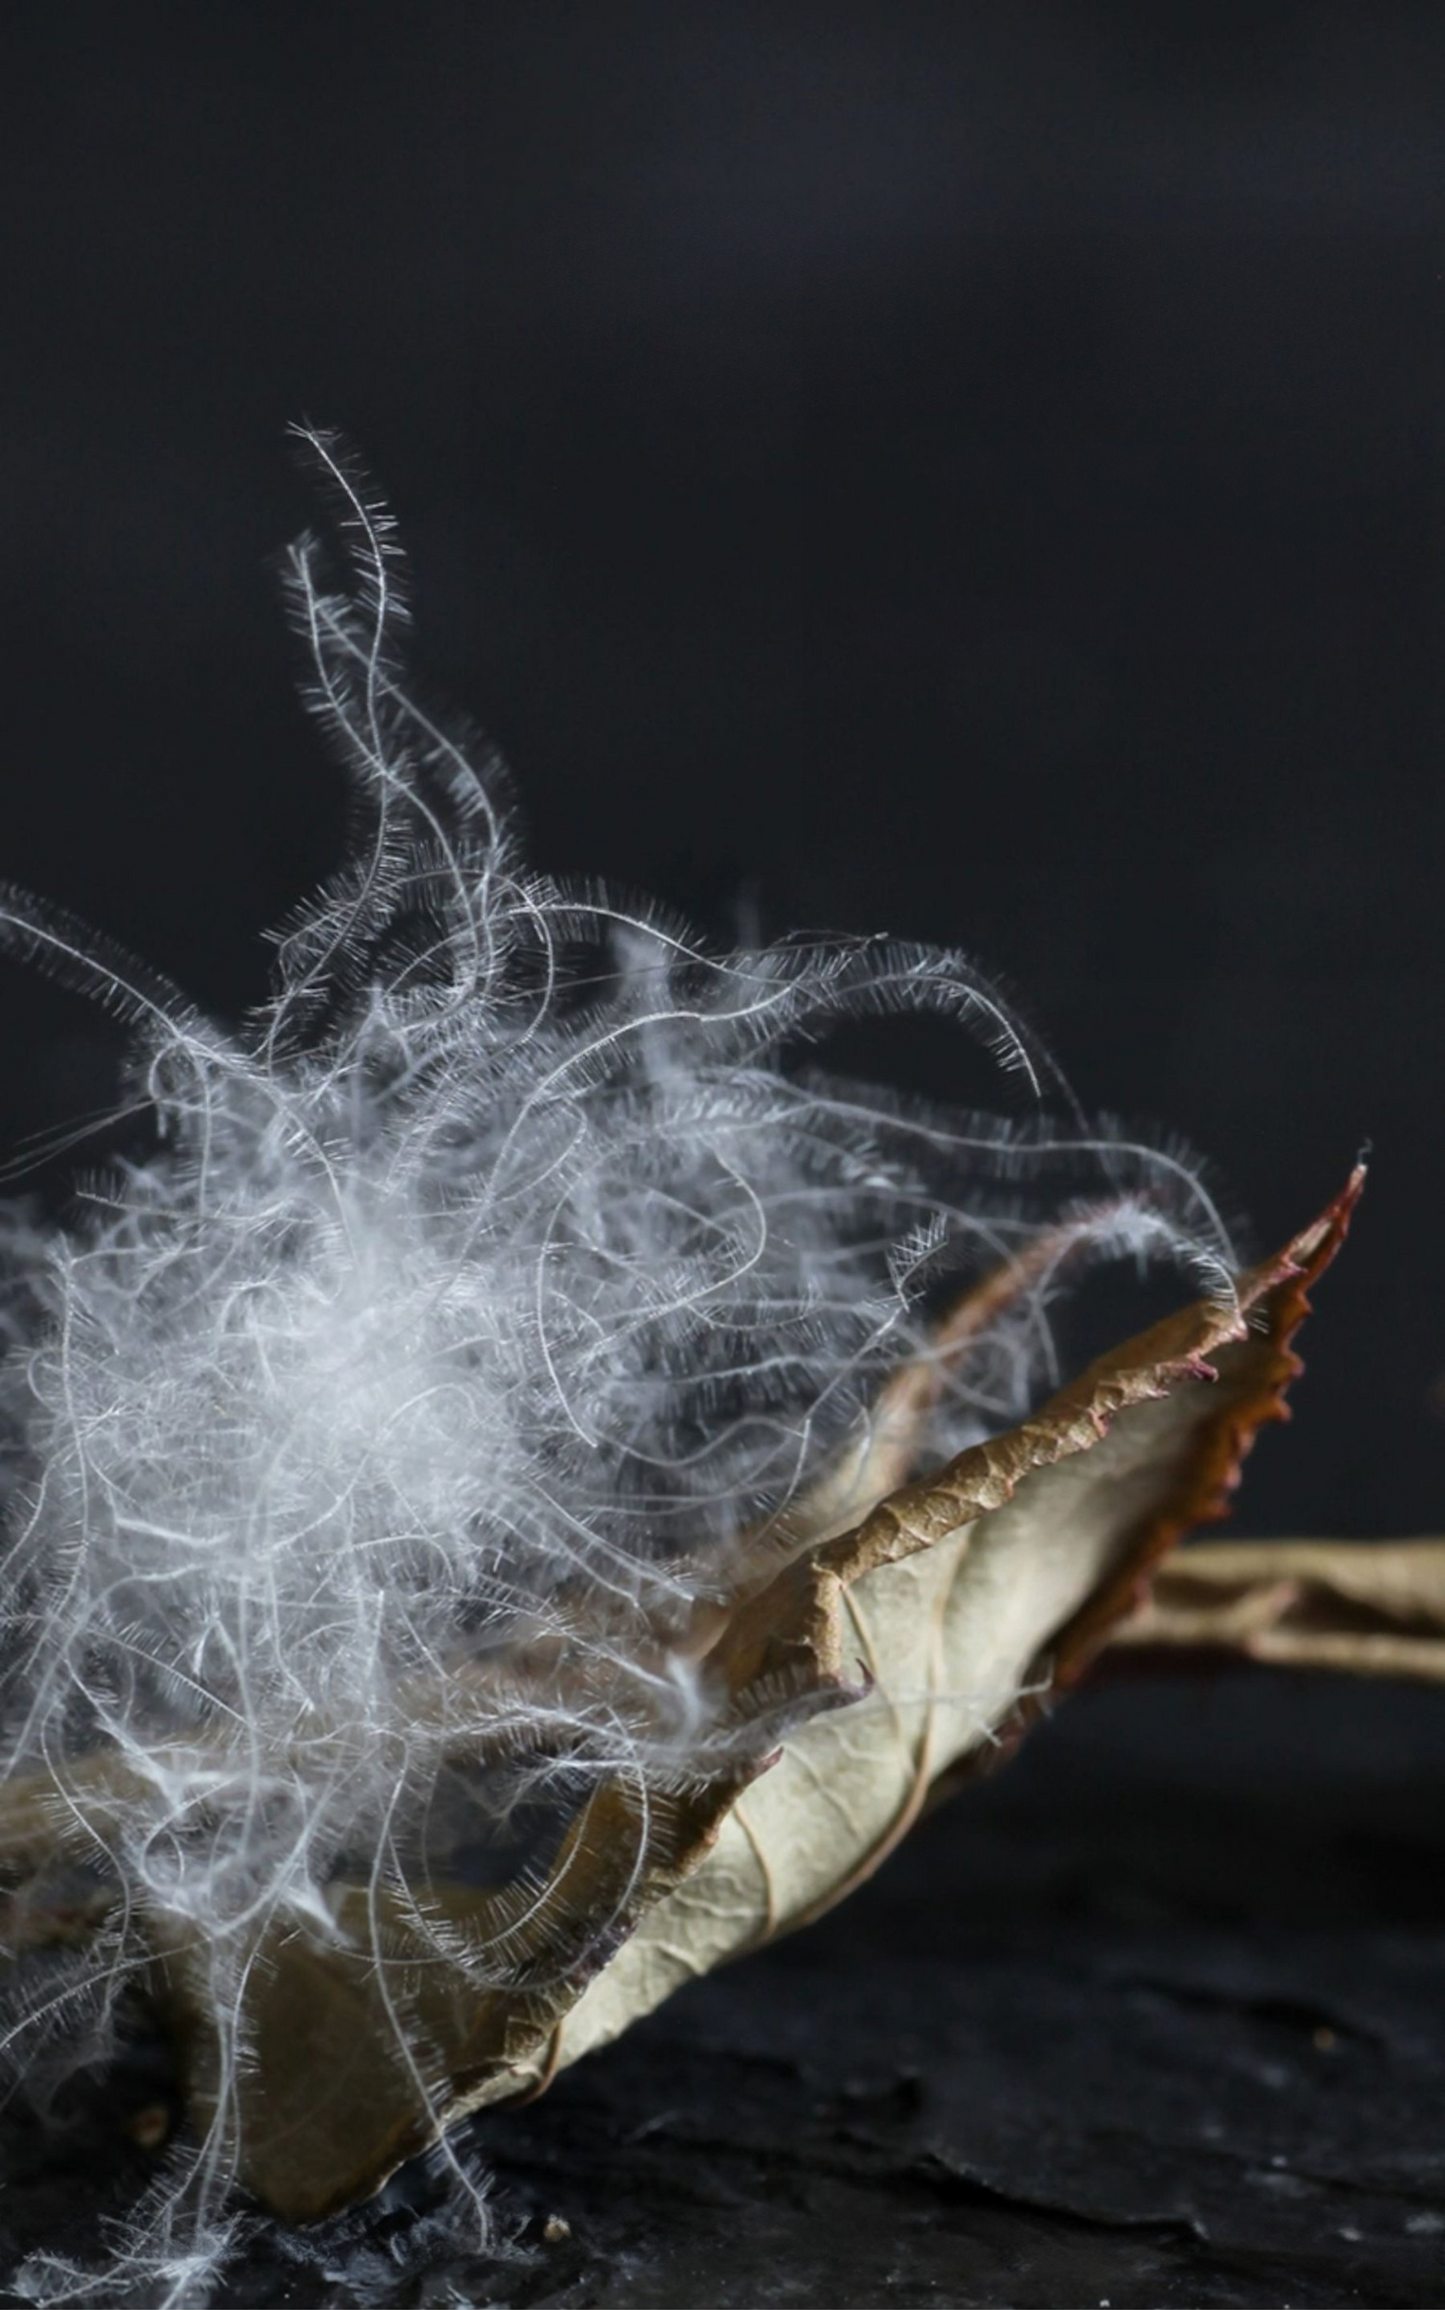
xmin=0 ymin=435 xmax=1232 ymax=2302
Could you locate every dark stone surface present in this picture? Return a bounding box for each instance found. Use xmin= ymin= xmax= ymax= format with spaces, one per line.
xmin=5 ymin=1665 xmax=1444 ymax=2306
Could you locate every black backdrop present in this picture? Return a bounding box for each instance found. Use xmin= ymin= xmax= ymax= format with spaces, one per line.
xmin=0 ymin=4 xmax=1440 ymax=1534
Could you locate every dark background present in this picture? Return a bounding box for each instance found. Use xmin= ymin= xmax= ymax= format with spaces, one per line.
xmin=0 ymin=3 xmax=1440 ymax=1532
xmin=0 ymin=13 xmax=1442 ymax=2304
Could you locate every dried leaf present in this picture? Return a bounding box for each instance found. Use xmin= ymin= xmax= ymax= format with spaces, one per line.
xmin=208 ymin=1171 xmax=1358 ymax=2219
xmin=0 ymin=1174 xmax=1361 ymax=2224
xmin=1106 ymin=1535 xmax=1445 ymax=1680
xmin=544 ymin=1172 xmax=1362 ymax=2080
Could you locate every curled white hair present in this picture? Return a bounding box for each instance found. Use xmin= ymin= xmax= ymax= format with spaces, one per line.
xmin=0 ymin=432 xmax=1234 ymax=2304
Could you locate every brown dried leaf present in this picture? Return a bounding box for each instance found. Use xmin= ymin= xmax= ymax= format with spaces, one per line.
xmin=0 ymin=1174 xmax=1361 ymax=2223
xmin=208 ymin=1171 xmax=1357 ymax=2219
xmin=541 ymin=1170 xmax=1362 ymax=2090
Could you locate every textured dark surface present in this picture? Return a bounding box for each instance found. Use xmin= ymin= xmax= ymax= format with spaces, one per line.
xmin=4 ymin=1665 xmax=1444 ymax=2306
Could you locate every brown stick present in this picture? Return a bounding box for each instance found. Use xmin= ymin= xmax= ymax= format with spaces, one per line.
xmin=1105 ymin=1538 xmax=1445 ymax=1682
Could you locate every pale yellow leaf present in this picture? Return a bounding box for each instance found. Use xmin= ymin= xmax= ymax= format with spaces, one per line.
xmin=0 ymin=1173 xmax=1362 ymax=2223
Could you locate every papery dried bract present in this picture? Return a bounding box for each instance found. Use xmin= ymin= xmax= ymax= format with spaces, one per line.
xmin=197 ymin=1174 xmax=1359 ymax=2220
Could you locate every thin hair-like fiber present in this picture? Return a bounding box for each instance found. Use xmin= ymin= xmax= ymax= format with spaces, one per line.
xmin=0 ymin=434 xmax=1235 ymax=2303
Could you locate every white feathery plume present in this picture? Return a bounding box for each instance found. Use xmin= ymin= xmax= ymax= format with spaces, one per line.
xmin=0 ymin=432 xmax=1234 ymax=2303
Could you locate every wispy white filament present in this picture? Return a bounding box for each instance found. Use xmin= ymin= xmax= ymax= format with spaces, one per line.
xmin=0 ymin=433 xmax=1233 ymax=2303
